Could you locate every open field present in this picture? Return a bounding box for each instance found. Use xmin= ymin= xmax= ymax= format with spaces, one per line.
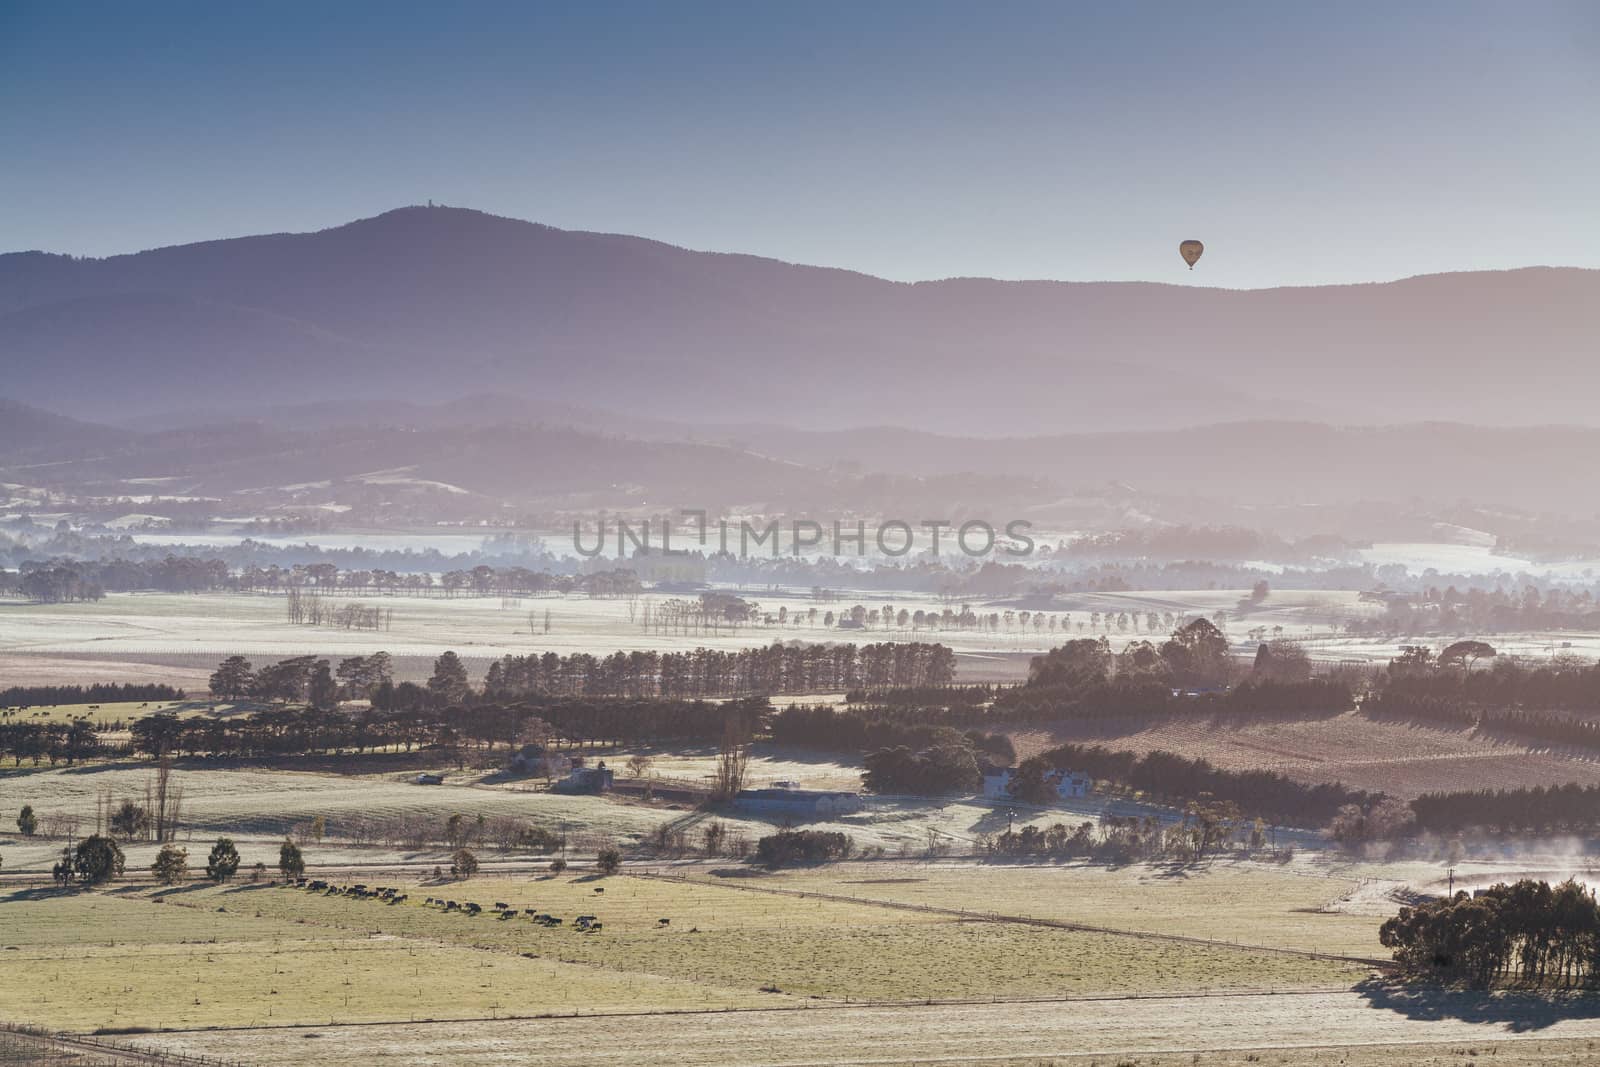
xmin=604 ymin=742 xmax=865 ymax=793
xmin=122 ymin=990 xmax=1600 ymax=1067
xmin=4 ymin=587 xmax=1600 ymax=692
xmin=1017 ymin=710 xmax=1600 ymax=799
xmin=0 ymin=590 xmax=1080 ymax=662
xmin=0 ymin=701 xmax=230 ymax=729
xmin=0 ymin=588 xmax=1381 ymax=687
xmin=721 ymin=857 xmax=1389 ymax=958
xmin=0 ymin=870 xmax=1367 ymax=1036
xmin=0 ymin=882 xmax=766 ymax=1032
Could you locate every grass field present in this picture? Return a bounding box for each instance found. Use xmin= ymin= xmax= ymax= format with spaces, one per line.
xmin=0 ymin=587 xmax=1391 ymax=689
xmin=0 ymin=883 xmax=764 ymax=1032
xmin=0 ymin=867 xmax=1368 ymax=1036
xmin=3 ymin=584 xmax=1598 ymax=698
xmin=725 ymin=858 xmax=1388 ymax=958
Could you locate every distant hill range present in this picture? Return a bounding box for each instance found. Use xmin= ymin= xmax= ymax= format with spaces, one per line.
xmin=4 ymin=392 xmax=1600 ymax=520
xmin=2 ymin=205 xmax=1594 ymax=431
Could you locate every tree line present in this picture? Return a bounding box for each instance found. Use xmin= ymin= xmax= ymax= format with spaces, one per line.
xmin=1383 ymin=880 xmax=1600 ymax=987
xmin=0 ymin=719 xmax=100 ymax=766
xmin=0 ymin=682 xmax=183 ymax=707
xmin=2 ymin=555 xmax=643 ymax=600
xmin=1363 ymin=647 xmax=1600 ymax=749
xmin=770 ymin=704 xmax=1013 ymax=764
xmin=987 ymin=808 xmax=1276 ymax=865
xmin=483 ymin=642 xmax=956 ymax=699
xmin=1019 ymin=742 xmax=1377 ymax=826
xmin=1353 ymin=583 xmax=1600 ymax=636
xmin=1410 ymin=783 xmax=1600 ymax=835
xmin=1371 ymin=648 xmax=1600 ymax=712
xmin=128 ymin=696 xmax=771 ymax=760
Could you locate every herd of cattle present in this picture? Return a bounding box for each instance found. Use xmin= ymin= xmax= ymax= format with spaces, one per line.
xmin=291 ymin=878 xmax=677 ymax=933
xmin=296 ymin=879 xmax=409 ymax=905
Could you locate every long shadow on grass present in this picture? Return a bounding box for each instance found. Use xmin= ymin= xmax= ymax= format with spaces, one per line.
xmin=1 ymin=886 xmax=79 ymax=903
xmin=55 ymin=762 xmax=146 ymax=776
xmin=1355 ymin=975 xmax=1600 ymax=1032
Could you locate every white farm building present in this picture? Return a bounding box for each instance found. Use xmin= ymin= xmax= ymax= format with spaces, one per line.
xmin=982 ymin=767 xmax=1091 ymax=801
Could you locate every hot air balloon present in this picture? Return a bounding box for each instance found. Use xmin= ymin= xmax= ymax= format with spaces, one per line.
xmin=1179 ymin=240 xmax=1204 ymax=270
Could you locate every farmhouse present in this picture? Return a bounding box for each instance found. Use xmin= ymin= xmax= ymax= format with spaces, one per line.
xmin=554 ymin=760 xmax=614 ymax=794
xmin=982 ymin=767 xmax=1091 ymax=801
xmin=735 ymin=783 xmax=862 ymax=820
xmin=509 ymin=743 xmax=572 ymax=778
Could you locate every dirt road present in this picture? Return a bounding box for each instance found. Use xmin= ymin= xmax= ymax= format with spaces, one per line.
xmin=133 ymin=985 xmax=1600 ymax=1066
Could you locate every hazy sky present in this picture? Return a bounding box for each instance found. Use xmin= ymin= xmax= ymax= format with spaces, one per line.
xmin=2 ymin=1 xmax=1596 ymax=288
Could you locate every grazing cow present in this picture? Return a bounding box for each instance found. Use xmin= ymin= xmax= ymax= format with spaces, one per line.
xmin=593 ymin=887 xmax=604 ymax=894
xmin=445 ymin=901 xmax=458 ymax=911
xmin=493 ymin=902 xmax=510 ymax=911
xmin=658 ymin=918 xmax=671 ymax=926
xmin=589 ymin=922 xmax=603 ymax=932
xmin=523 ymin=909 xmax=539 ymax=917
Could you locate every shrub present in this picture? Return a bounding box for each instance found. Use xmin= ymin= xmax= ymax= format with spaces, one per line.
xmin=754 ymin=829 xmax=854 ymax=868
xmin=151 ymin=844 xmax=188 ymax=885
xmin=596 ymin=846 xmax=621 ymax=875
xmin=72 ymin=835 xmax=126 ymax=885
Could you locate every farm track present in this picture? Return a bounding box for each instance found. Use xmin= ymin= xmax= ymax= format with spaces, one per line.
xmin=127 ymin=988 xmax=1600 ymax=1067
xmin=132 ymin=983 xmax=1362 ymax=1036
xmin=635 ymin=869 xmax=1396 ymax=968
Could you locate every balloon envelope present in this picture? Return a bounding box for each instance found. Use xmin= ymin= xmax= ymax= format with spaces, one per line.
xmin=1179 ymin=240 xmax=1204 ymax=269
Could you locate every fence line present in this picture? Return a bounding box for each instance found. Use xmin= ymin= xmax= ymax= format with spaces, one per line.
xmin=0 ymin=1021 xmax=254 ymax=1067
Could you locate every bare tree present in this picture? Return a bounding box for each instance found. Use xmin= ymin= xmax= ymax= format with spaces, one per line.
xmin=711 ymin=714 xmax=750 ymax=801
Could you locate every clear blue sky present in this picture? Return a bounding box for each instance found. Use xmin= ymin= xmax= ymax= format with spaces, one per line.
xmin=2 ymin=1 xmax=1596 ymax=287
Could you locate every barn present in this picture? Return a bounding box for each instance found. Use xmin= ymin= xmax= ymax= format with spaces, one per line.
xmin=735 ymin=785 xmax=862 ymax=821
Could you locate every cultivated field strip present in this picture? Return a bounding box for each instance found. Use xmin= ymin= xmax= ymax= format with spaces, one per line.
xmin=124 ymin=989 xmax=1600 ymax=1067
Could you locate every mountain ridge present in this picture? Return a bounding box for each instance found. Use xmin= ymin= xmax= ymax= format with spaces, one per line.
xmin=3 ymin=205 xmax=1594 ymax=430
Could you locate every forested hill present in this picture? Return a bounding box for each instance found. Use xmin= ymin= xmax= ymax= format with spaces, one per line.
xmin=3 ymin=205 xmax=1594 ymax=431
